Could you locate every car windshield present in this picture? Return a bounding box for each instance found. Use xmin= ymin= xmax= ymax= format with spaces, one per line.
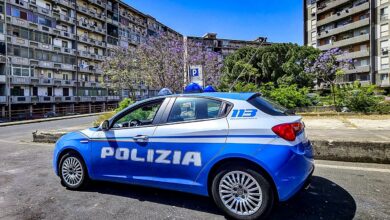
xmin=248 ymin=95 xmax=289 ymax=116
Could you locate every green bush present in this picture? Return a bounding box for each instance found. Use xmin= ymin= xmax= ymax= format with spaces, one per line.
xmin=373 ymin=101 xmax=390 ymax=114
xmin=338 ymin=83 xmax=380 ymax=113
xmin=266 ymin=84 xmax=312 ymax=109
xmin=93 ymin=98 xmax=134 ymax=126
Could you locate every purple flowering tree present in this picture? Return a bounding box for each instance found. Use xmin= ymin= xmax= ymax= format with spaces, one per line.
xmin=103 ymin=32 xmax=223 ymax=94
xmin=137 ymin=32 xmax=185 ymax=92
xmin=305 ymin=48 xmax=352 ymax=106
xmin=185 ymin=41 xmax=223 ymax=87
xmin=101 ymin=47 xmax=141 ymax=98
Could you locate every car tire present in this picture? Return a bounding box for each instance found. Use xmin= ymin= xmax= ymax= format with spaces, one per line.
xmin=211 ymin=164 xmax=274 ymax=220
xmin=59 ymin=152 xmax=89 ymax=190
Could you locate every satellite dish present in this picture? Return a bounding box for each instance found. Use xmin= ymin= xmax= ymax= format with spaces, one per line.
xmin=158 ymin=88 xmax=173 ymax=96
xmin=184 ymin=83 xmax=203 ymax=93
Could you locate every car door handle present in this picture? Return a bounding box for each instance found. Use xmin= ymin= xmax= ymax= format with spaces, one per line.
xmin=133 ymin=135 xmax=149 ymax=142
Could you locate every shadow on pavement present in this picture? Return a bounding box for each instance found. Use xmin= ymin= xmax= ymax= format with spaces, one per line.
xmin=84 ymin=175 xmax=356 ymax=219
xmin=270 ymin=176 xmax=356 ymax=220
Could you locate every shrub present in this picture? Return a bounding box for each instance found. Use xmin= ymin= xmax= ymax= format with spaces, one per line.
xmin=93 ymin=98 xmax=134 ymax=126
xmin=266 ymin=84 xmax=312 ymax=109
xmin=339 ymin=83 xmax=380 ymax=113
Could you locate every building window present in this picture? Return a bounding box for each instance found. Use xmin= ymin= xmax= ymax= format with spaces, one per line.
xmin=311 ymin=31 xmax=317 ymax=42
xmin=11 ymin=65 xmax=31 ymax=77
xmin=381 ymin=40 xmax=389 ymax=55
xmin=380 ymin=0 xmax=389 ymax=5
xmin=381 ymin=7 xmax=389 ymax=21
xmin=381 ymin=56 xmax=389 ymax=69
xmin=380 ymin=24 xmax=389 ymax=37
xmin=311 ymin=19 xmax=316 ymax=29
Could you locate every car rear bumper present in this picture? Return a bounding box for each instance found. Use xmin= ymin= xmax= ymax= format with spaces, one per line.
xmin=274 ymin=141 xmax=315 ymax=201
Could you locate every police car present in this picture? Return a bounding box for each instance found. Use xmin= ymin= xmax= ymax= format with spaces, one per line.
xmin=53 ymin=92 xmax=314 ymax=219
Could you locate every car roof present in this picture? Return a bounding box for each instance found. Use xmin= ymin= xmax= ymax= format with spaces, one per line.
xmin=162 ymin=92 xmax=257 ymax=101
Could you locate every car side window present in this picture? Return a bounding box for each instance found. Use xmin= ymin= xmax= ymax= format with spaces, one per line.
xmin=113 ymin=100 xmax=163 ymax=128
xmin=167 ymin=97 xmax=223 ymax=123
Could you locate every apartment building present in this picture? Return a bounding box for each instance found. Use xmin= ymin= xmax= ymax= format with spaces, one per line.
xmin=304 ymin=0 xmax=390 ymax=91
xmin=0 ymin=0 xmax=180 ymax=119
xmin=186 ymin=33 xmax=270 ymax=59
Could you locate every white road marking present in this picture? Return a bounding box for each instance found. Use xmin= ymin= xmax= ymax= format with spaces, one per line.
xmin=316 ymin=163 xmax=390 ymax=173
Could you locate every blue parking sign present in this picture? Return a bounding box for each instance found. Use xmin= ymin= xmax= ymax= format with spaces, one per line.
xmin=190 ymin=68 xmax=199 ymax=77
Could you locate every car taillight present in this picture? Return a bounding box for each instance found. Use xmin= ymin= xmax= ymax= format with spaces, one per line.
xmin=272 ymin=122 xmax=304 ymax=141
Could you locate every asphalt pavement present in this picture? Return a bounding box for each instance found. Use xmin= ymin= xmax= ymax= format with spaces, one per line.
xmin=0 ymin=117 xmax=389 ymax=219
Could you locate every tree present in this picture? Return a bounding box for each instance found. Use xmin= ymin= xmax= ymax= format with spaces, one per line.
xmin=137 ymin=32 xmax=185 ymax=92
xmin=101 ymin=48 xmax=141 ymax=99
xmin=185 ymin=41 xmax=223 ymax=87
xmin=304 ymin=48 xmax=352 ymax=107
xmin=219 ymin=43 xmax=320 ymax=90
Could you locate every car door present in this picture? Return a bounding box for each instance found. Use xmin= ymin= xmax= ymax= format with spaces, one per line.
xmin=90 ymin=98 xmax=168 ymax=182
xmin=147 ymin=97 xmax=230 ymax=187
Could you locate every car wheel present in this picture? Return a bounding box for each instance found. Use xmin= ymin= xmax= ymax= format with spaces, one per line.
xmin=59 ymin=152 xmax=89 ymax=190
xmin=211 ymin=164 xmax=274 ymax=220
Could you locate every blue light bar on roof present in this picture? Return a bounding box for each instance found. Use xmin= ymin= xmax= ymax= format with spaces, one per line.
xmin=184 ymin=83 xmax=203 ymax=93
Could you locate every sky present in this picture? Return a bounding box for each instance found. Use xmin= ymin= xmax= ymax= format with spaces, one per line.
xmin=126 ymin=0 xmax=304 ymax=45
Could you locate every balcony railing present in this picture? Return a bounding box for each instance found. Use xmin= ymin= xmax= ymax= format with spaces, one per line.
xmin=318 ymin=18 xmax=369 ymax=39
xmin=381 ymin=14 xmax=389 ymax=22
xmin=338 ymin=50 xmax=370 ymax=59
xmin=10 ymin=76 xmax=30 ymax=84
xmin=318 ymin=34 xmax=369 ymax=51
xmin=317 ymin=0 xmax=353 ymax=14
xmin=344 ymin=65 xmax=370 ymax=74
xmin=317 ymin=2 xmax=369 ymax=26
xmin=0 ymin=96 xmax=6 ymax=103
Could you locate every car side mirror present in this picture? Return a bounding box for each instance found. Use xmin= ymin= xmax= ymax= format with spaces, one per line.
xmin=101 ymin=120 xmax=110 ymax=131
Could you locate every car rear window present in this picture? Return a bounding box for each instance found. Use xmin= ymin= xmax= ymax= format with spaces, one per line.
xmin=248 ymin=95 xmax=288 ymax=116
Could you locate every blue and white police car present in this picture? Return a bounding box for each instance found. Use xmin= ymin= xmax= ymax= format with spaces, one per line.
xmin=53 ymin=92 xmax=314 ymax=219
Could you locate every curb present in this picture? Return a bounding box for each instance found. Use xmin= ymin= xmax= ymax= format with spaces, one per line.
xmin=33 ymin=131 xmax=390 ymax=164
xmin=312 ymin=140 xmax=390 ymax=164
xmin=0 ymin=112 xmax=106 ymax=127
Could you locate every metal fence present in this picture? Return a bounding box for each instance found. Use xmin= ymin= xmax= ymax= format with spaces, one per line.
xmin=0 ymin=103 xmax=118 ymax=122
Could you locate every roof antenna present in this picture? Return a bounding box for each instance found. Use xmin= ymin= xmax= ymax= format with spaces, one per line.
xmin=228 ymin=37 xmax=268 ymax=92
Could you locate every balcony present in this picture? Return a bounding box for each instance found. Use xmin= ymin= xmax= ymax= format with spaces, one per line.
xmin=39 ymin=96 xmax=53 ymax=103
xmin=318 ymin=18 xmax=369 ymax=39
xmin=38 ymin=61 xmax=54 ymax=69
xmin=88 ymin=0 xmax=106 ymax=8
xmin=11 ymin=96 xmax=31 ymax=104
xmin=7 ymin=0 xmax=30 ymax=9
xmin=54 ymin=13 xmax=76 ymax=25
xmin=53 ymin=0 xmax=75 ymax=8
xmin=8 ymin=36 xmax=29 ymax=47
xmin=377 ymin=74 xmax=390 ymax=87
xmin=338 ymin=50 xmax=370 ymax=59
xmin=107 ymin=96 xmax=120 ymax=101
xmin=7 ymin=17 xmax=28 ymax=28
xmin=95 ymin=96 xmax=107 ymax=102
xmin=380 ymin=14 xmax=389 ymax=22
xmin=78 ymin=50 xmax=92 ymax=59
xmin=317 ymin=2 xmax=369 ymax=26
xmin=318 ymin=34 xmax=369 ymax=51
xmin=77 ymin=20 xmax=105 ymax=34
xmin=10 ymin=76 xmax=30 ymax=85
xmin=317 ymin=0 xmax=352 ymax=14
xmin=0 ymin=75 xmax=6 ymax=83
xmin=0 ymin=96 xmax=6 ymax=103
xmin=80 ymin=96 xmax=92 ymax=102
xmin=344 ymin=65 xmax=370 ymax=74
xmin=10 ymin=56 xmax=29 ymax=65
